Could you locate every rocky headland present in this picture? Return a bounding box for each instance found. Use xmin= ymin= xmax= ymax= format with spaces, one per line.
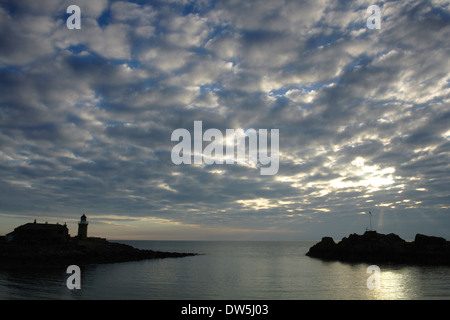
xmin=0 ymin=238 xmax=197 ymax=269
xmin=306 ymin=231 xmax=450 ymax=266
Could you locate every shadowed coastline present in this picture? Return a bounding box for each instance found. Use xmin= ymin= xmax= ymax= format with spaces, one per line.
xmin=0 ymin=215 xmax=196 ymax=269
xmin=306 ymin=231 xmax=450 ymax=266
xmin=0 ymin=238 xmax=197 ymax=269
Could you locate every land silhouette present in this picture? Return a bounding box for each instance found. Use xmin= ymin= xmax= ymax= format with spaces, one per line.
xmin=0 ymin=216 xmax=196 ymax=269
xmin=307 ymin=231 xmax=450 ymax=265
xmin=0 ymin=238 xmax=196 ymax=269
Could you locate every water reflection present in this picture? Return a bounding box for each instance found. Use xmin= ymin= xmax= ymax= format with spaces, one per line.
xmin=366 ymin=264 xmax=450 ymax=300
xmin=1 ymin=241 xmax=450 ymax=299
xmin=0 ymin=267 xmax=68 ymax=299
xmin=371 ymin=268 xmax=415 ymax=299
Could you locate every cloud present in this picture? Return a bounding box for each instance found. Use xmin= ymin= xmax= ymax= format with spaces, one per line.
xmin=0 ymin=0 xmax=449 ymax=240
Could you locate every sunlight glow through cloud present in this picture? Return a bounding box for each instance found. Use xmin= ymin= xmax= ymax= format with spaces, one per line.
xmin=0 ymin=0 xmax=449 ymax=240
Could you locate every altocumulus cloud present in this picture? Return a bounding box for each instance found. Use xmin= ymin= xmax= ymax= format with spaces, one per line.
xmin=0 ymin=0 xmax=449 ymax=240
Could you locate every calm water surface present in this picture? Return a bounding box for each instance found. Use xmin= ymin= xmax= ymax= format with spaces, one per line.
xmin=1 ymin=241 xmax=449 ymax=299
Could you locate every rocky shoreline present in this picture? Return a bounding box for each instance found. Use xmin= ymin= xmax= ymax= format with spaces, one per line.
xmin=306 ymin=231 xmax=450 ymax=266
xmin=0 ymin=238 xmax=197 ymax=269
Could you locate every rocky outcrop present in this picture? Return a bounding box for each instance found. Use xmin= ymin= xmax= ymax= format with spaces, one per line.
xmin=0 ymin=238 xmax=196 ymax=269
xmin=306 ymin=231 xmax=450 ymax=265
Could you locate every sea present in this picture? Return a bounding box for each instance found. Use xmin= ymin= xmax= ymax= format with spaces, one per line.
xmin=0 ymin=240 xmax=449 ymax=300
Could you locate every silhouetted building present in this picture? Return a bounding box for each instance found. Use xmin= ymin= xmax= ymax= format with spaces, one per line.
xmin=6 ymin=220 xmax=69 ymax=244
xmin=77 ymin=214 xmax=88 ymax=240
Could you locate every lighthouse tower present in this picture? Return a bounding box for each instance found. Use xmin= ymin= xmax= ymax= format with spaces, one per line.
xmin=77 ymin=214 xmax=88 ymax=240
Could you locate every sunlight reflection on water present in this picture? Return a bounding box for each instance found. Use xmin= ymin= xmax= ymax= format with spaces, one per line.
xmin=1 ymin=241 xmax=450 ymax=299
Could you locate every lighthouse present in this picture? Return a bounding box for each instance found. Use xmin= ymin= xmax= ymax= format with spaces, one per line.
xmin=77 ymin=214 xmax=88 ymax=240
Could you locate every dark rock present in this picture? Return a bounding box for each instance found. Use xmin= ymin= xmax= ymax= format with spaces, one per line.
xmin=305 ymin=237 xmax=338 ymax=260
xmin=414 ymin=234 xmax=447 ymax=250
xmin=0 ymin=238 xmax=197 ymax=269
xmin=306 ymin=231 xmax=450 ymax=265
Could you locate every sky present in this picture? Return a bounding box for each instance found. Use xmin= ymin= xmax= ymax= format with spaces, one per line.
xmin=0 ymin=0 xmax=449 ymax=241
